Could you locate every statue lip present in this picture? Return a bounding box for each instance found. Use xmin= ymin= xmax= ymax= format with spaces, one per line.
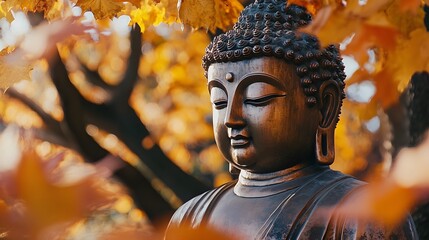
xmin=230 ymin=135 xmax=250 ymax=147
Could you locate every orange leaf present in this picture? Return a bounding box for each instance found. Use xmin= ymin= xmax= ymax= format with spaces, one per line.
xmin=386 ymin=1 xmax=425 ymax=36
xmin=384 ymin=28 xmax=429 ymax=92
xmin=316 ymin=10 xmax=361 ymax=47
xmin=76 ymin=0 xmax=123 ymax=19
xmin=336 ymin=181 xmax=416 ymax=226
xmin=13 ymin=150 xmax=116 ymax=235
xmin=178 ymin=0 xmax=242 ymax=32
xmin=300 ymin=6 xmax=333 ymax=35
xmin=398 ymin=0 xmax=421 ymax=12
xmin=344 ymin=23 xmax=399 ymax=65
xmin=372 ymin=69 xmax=399 ymax=108
xmin=288 ymin=0 xmax=321 ymax=15
xmin=345 ymin=0 xmax=391 ymax=18
xmin=345 ymin=68 xmax=372 ymax=85
xmin=115 ymin=0 xmax=141 ymax=7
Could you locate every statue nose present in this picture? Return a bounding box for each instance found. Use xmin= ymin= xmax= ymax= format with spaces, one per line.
xmin=224 ymin=102 xmax=246 ymax=128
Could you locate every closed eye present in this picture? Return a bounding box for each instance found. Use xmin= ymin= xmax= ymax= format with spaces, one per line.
xmin=244 ymin=94 xmax=286 ymax=106
xmin=213 ymin=100 xmax=227 ymax=109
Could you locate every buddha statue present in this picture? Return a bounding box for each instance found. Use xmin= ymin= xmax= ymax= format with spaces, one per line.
xmin=165 ymin=0 xmax=418 ymax=239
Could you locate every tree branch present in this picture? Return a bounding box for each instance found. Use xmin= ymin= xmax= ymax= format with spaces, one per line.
xmin=79 ymin=61 xmax=114 ymax=90
xmin=5 ymin=88 xmax=64 ymax=137
xmin=49 ymin=50 xmax=108 ymax=162
xmin=112 ymin=24 xmax=142 ymax=102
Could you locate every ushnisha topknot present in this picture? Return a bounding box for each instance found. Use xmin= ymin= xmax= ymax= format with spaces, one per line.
xmin=202 ymin=0 xmax=346 ymax=107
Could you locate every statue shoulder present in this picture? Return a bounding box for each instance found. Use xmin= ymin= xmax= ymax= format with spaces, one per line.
xmin=323 ymin=171 xmax=418 ymax=240
xmin=166 ymin=181 xmax=236 ymax=231
xmin=336 ymin=214 xmax=418 ymax=239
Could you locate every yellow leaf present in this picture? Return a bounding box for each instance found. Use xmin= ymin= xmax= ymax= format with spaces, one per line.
xmin=0 ymin=1 xmax=19 ymax=21
xmin=43 ymin=0 xmax=64 ymax=20
xmin=115 ymin=0 xmax=141 ymax=7
xmin=8 ymin=0 xmax=38 ymax=11
xmin=333 ymin=100 xmax=373 ymax=174
xmin=213 ymin=0 xmax=243 ymax=32
xmin=34 ymin=0 xmax=56 ymax=14
xmin=316 ymin=10 xmax=361 ymax=47
xmin=0 ymin=57 xmax=32 ymax=89
xmin=178 ymin=0 xmax=242 ymax=32
xmin=162 ymin=0 xmax=179 ymax=23
xmin=178 ymin=0 xmax=215 ymax=31
xmin=385 ymin=28 xmax=429 ymax=92
xmin=386 ymin=0 xmax=425 ymax=37
xmin=130 ymin=0 xmax=166 ymax=32
xmin=356 ymin=100 xmax=378 ymax=121
xmin=76 ymin=0 xmax=123 ymax=19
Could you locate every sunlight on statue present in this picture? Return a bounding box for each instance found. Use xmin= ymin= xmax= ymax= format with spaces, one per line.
xmin=165 ymin=0 xmax=418 ymax=239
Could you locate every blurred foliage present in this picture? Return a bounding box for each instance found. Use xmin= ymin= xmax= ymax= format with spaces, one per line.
xmin=0 ymin=0 xmax=429 ymax=238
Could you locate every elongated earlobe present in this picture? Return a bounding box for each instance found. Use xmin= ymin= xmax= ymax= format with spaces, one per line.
xmin=316 ymin=127 xmax=335 ymax=165
xmin=316 ymin=80 xmax=341 ymax=165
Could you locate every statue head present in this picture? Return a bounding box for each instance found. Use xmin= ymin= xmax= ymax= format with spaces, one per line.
xmin=203 ymin=0 xmax=346 ymax=173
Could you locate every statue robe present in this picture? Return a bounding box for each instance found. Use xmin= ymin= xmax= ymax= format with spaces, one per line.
xmin=166 ymin=166 xmax=418 ymax=239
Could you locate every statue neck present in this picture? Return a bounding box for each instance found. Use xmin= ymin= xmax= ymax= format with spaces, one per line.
xmin=234 ymin=163 xmax=328 ymax=198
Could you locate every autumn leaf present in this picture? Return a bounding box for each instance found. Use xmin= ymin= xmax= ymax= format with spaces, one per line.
xmin=344 ymin=22 xmax=399 ymax=65
xmin=1 ymin=149 xmax=117 ymax=237
xmin=316 ymin=10 xmax=361 ymax=47
xmin=7 ymin=0 xmax=38 ymax=11
xmin=77 ymin=0 xmax=123 ymax=19
xmin=288 ymin=0 xmax=322 ymax=15
xmin=0 ymin=57 xmax=32 ymax=89
xmin=335 ymin=135 xmax=429 ymax=226
xmin=398 ymin=0 xmax=421 ymax=12
xmin=34 ymin=0 xmax=57 ymax=14
xmin=288 ymin=0 xmax=343 ymax=15
xmin=338 ymin=137 xmax=429 ymax=226
xmin=385 ymin=28 xmax=429 ymax=92
xmin=161 ymin=0 xmax=180 ymax=22
xmin=213 ymin=0 xmax=243 ymax=32
xmin=13 ymin=18 xmax=88 ymax=58
xmin=0 ymin=127 xmax=118 ymax=237
xmin=300 ymin=6 xmax=333 ymax=34
xmin=345 ymin=68 xmax=372 ymax=85
xmin=178 ymin=0 xmax=215 ymax=30
xmin=116 ymin=0 xmax=141 ymax=7
xmin=344 ymin=0 xmax=391 ymax=18
xmin=336 ymin=181 xmax=416 ymax=226
xmin=372 ymin=69 xmax=399 ymax=108
xmin=0 ymin=1 xmax=18 ymax=21
xmin=130 ymin=0 xmax=166 ymax=32
xmin=386 ymin=1 xmax=425 ymax=36
xmin=178 ymin=0 xmax=242 ymax=32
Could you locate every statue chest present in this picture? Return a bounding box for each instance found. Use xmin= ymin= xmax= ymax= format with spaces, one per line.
xmin=207 ymin=188 xmax=293 ymax=239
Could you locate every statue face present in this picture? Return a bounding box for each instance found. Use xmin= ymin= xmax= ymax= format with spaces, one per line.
xmin=208 ymin=57 xmax=320 ymax=173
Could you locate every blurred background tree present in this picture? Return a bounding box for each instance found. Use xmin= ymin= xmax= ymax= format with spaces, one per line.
xmin=0 ymin=0 xmax=429 ymax=239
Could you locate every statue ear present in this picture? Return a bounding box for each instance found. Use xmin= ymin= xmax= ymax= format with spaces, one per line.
xmin=316 ymin=80 xmax=341 ymax=165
